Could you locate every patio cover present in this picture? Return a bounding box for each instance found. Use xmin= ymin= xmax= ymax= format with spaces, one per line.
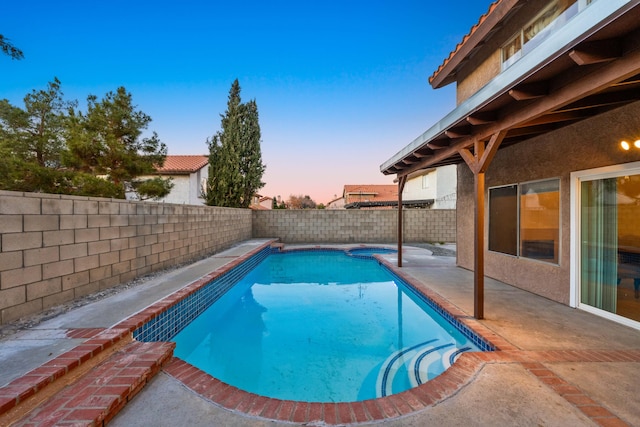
xmin=380 ymin=0 xmax=640 ymax=318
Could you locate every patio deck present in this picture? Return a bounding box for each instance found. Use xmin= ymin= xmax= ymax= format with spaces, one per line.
xmin=0 ymin=240 xmax=638 ymax=426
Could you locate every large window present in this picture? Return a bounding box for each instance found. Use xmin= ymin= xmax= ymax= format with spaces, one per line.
xmin=489 ymin=179 xmax=560 ymax=264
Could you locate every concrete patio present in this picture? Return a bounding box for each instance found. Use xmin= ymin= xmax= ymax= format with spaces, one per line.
xmin=1 ymin=240 xmax=638 ymax=426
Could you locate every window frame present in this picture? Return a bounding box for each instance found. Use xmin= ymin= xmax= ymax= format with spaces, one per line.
xmin=570 ymin=161 xmax=640 ymax=330
xmin=488 ymin=177 xmax=561 ymax=265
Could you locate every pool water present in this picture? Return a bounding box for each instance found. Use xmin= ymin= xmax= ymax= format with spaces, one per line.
xmin=172 ymin=250 xmax=480 ymax=402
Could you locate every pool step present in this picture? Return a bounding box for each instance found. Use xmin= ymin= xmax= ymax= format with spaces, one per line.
xmin=7 ymin=341 xmax=174 ymax=426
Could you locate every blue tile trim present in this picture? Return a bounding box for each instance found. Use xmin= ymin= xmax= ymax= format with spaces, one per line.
xmin=134 ymin=246 xmax=270 ymax=342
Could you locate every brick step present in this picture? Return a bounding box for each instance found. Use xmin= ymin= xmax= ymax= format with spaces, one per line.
xmin=10 ymin=341 xmax=174 ymax=426
xmin=0 ymin=328 xmax=133 ymax=418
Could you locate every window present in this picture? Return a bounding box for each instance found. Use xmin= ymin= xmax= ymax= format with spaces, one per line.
xmin=422 ymin=174 xmax=430 ymax=189
xmin=489 ymin=185 xmax=518 ymax=256
xmin=520 ymin=180 xmax=560 ymax=263
xmin=501 ymin=0 xmax=593 ymax=70
xmin=488 ymin=179 xmax=560 ymax=264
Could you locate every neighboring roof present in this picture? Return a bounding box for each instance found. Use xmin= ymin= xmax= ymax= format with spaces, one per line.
xmin=249 ymin=204 xmax=270 ymax=210
xmin=343 ymin=185 xmax=397 ymax=197
xmin=156 ymin=155 xmax=208 ymax=174
xmin=345 ymin=199 xmax=434 ymax=210
xmin=429 ymin=0 xmax=520 ymax=89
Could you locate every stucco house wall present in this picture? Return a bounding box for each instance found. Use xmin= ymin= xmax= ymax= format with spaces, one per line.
xmin=456 ymin=100 xmax=640 ymax=304
xmin=402 ymin=166 xmax=457 ymax=209
xmin=142 ymin=166 xmax=207 ymax=205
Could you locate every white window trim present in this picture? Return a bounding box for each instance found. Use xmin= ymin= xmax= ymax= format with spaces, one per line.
xmin=570 ymin=161 xmax=640 ymax=330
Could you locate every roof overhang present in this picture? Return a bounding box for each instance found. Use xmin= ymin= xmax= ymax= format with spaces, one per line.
xmin=381 ymin=0 xmax=640 ymax=177
xmin=344 ymin=199 xmax=434 ymax=209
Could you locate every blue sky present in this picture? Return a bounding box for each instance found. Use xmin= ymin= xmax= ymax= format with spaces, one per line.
xmin=1 ymin=0 xmax=492 ymax=204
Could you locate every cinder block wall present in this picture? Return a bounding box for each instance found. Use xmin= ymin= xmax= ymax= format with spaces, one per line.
xmin=252 ymin=209 xmax=456 ymax=243
xmin=0 ymin=191 xmax=252 ymax=325
xmin=0 ymin=189 xmax=455 ymax=325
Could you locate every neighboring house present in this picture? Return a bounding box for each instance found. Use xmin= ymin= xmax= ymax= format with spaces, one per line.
xmin=326 ymin=196 xmax=345 ymax=209
xmin=139 ymin=155 xmax=209 ymax=205
xmin=250 ymin=195 xmax=274 ymax=210
xmin=381 ymin=0 xmax=640 ymax=329
xmin=402 ymin=165 xmax=457 ymax=209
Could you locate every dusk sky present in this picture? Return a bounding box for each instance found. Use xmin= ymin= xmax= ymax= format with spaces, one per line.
xmin=1 ymin=1 xmax=492 ymax=204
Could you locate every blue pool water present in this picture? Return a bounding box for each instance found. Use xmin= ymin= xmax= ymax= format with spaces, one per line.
xmin=171 ymin=250 xmax=482 ymax=402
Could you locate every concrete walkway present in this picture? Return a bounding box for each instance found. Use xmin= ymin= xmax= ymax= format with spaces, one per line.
xmin=1 ymin=241 xmax=639 ymax=426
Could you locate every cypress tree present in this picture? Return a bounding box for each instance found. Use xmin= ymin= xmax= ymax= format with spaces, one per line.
xmin=205 ymin=80 xmax=265 ymax=207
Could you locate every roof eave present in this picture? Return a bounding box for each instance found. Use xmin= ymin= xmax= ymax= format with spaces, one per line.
xmin=429 ymin=0 xmax=521 ymax=89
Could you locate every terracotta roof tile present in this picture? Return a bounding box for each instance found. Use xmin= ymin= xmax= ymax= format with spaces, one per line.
xmin=156 ymin=155 xmax=208 ymax=174
xmin=343 ymin=185 xmax=397 ymax=202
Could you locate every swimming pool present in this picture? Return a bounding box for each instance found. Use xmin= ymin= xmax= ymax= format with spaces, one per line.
xmin=144 ymin=248 xmax=488 ymax=402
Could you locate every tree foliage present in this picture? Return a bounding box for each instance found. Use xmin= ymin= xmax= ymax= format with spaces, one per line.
xmin=205 ymin=80 xmax=265 ymax=207
xmin=288 ymin=194 xmax=317 ymax=209
xmin=0 ymin=34 xmax=24 ymax=60
xmin=0 ymin=78 xmax=71 ymax=168
xmin=0 ymin=79 xmax=172 ymax=200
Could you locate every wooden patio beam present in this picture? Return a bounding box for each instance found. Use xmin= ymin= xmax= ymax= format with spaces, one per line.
xmin=427 ymin=139 xmax=451 ymax=150
xmin=521 ymin=110 xmax=589 ymax=126
xmin=509 ymin=82 xmax=548 ymax=101
xmin=397 ymin=47 xmax=640 ymax=178
xmin=445 ymin=129 xmax=471 ymax=139
xmin=467 ymin=111 xmax=497 ymax=125
xmin=569 ymin=39 xmax=622 ymax=66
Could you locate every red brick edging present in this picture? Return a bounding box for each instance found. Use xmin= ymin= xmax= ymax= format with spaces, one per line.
xmin=164 ymin=353 xmax=485 ymax=424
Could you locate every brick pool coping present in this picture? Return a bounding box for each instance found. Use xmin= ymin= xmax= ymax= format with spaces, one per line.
xmin=1 ymin=242 xmax=638 ymax=426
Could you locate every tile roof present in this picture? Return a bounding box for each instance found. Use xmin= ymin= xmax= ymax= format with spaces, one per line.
xmin=428 ymin=0 xmax=507 ymax=88
xmin=155 ymin=155 xmax=209 ymax=174
xmin=343 ymin=185 xmax=398 ymax=202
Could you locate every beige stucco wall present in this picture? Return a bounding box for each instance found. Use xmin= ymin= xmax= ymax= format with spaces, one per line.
xmin=0 ymin=191 xmax=252 ymax=325
xmin=457 ymin=101 xmax=640 ymax=305
xmin=252 ymin=209 xmax=456 ymax=244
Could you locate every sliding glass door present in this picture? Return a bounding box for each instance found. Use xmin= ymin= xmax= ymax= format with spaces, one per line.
xmin=576 ymin=165 xmax=640 ymax=327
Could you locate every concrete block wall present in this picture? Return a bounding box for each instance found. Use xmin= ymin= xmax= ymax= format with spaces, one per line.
xmin=252 ymin=209 xmax=456 ymax=244
xmin=0 ymin=191 xmax=252 ymax=325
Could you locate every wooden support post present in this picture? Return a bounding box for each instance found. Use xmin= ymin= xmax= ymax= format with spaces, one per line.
xmin=459 ymin=130 xmax=507 ymax=320
xmin=397 ymin=176 xmax=407 ymax=267
xmin=474 ymin=171 xmax=485 ymax=319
